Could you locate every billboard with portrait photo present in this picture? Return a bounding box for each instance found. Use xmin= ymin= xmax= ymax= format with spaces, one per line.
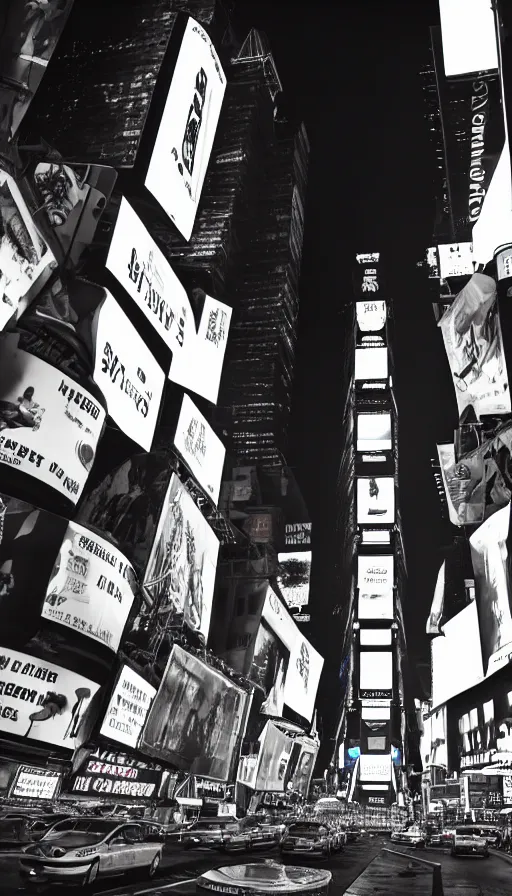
xmin=144 ymin=17 xmax=226 ymax=241
xmin=470 ymin=503 xmax=512 ymax=675
xmin=140 ymin=645 xmax=249 ymax=782
xmin=253 ymin=721 xmax=293 ymax=793
xmin=142 ymin=472 xmax=219 ymax=644
xmin=251 ymin=619 xmax=290 ymax=720
xmin=290 ymin=744 xmax=318 ymax=797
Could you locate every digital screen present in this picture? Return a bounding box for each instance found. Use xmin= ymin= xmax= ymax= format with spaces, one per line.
xmin=439 ymin=0 xmax=498 ymax=78
xmin=356 ymin=300 xmax=387 ymax=333
xmin=10 ymin=766 xmax=61 ymax=801
xmin=361 ymin=706 xmax=390 ymax=721
xmin=361 ymin=530 xmax=391 ymax=545
xmin=140 ymin=645 xmax=249 ymax=781
xmin=253 ymin=721 xmax=294 ymax=792
xmin=357 ymin=477 xmax=395 ymax=525
xmin=173 ymin=393 xmax=226 ymax=506
xmin=358 ymin=555 xmax=394 ymax=594
xmin=368 ymin=736 xmax=386 ymax=751
xmin=169 ymin=293 xmax=232 ymax=405
xmin=360 ymin=651 xmax=393 ymax=696
xmin=473 ymin=143 xmax=512 ymax=268
xmin=145 ymin=17 xmax=226 ymax=241
xmin=357 ymin=412 xmax=392 ymax=452
xmin=360 ymin=629 xmax=392 ymax=647
xmin=437 ymin=242 xmax=474 ymax=278
xmin=470 ymin=503 xmax=512 ymax=675
xmin=142 ymin=473 xmax=219 ymax=643
xmin=355 ymin=346 xmax=388 ymax=381
xmin=100 ymin=665 xmax=156 ymax=749
xmin=431 ymin=600 xmax=486 ymax=706
xmin=359 ymin=754 xmax=392 ymax=782
xmin=277 ymin=550 xmax=312 ymax=611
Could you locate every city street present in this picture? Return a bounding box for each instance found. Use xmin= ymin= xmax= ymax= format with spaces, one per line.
xmin=1 ymin=837 xmax=512 ymax=896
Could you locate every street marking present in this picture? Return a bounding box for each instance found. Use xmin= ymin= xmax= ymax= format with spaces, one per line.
xmin=135 ymin=879 xmax=198 ymax=895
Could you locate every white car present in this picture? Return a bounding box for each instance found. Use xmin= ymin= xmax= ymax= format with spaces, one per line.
xmin=19 ymin=819 xmax=163 ymax=887
xmin=451 ymin=827 xmax=489 ymax=859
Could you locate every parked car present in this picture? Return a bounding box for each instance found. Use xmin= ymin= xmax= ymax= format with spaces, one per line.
xmin=451 ymin=827 xmax=489 ymax=858
xmin=19 ymin=819 xmax=163 ymax=886
xmin=428 ymin=829 xmax=455 ymax=847
xmin=458 ymin=825 xmax=500 ymax=847
xmin=182 ymin=818 xmax=250 ymax=852
xmin=341 ymin=823 xmax=360 ymax=843
xmin=390 ymin=826 xmax=426 ymax=848
xmin=280 ymin=821 xmax=343 ymax=858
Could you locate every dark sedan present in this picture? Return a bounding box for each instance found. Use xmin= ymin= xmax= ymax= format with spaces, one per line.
xmin=280 ymin=821 xmax=343 ymax=858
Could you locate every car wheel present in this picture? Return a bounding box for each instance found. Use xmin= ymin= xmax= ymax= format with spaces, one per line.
xmin=83 ymin=859 xmax=99 ymax=887
xmin=148 ymin=853 xmax=161 ymax=878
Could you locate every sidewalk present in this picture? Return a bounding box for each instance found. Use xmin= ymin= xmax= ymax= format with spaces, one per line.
xmin=344 ymin=850 xmax=434 ymax=895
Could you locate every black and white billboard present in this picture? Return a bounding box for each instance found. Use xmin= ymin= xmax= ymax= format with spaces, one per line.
xmin=357 ymin=477 xmax=395 ymax=525
xmin=105 ymin=197 xmax=195 ymax=362
xmin=437 ymin=442 xmax=485 ymax=526
xmin=72 ymin=757 xmax=161 ymax=799
xmin=355 ymin=345 xmax=388 ymax=382
xmin=439 ymin=0 xmax=498 ymax=79
xmin=169 ymin=293 xmax=232 ymax=405
xmin=356 ymin=300 xmax=386 ymax=334
xmin=437 ymin=243 xmax=474 ymax=278
xmin=144 ymin=17 xmax=226 ymax=241
xmin=10 ymin=765 xmax=61 ymax=801
xmin=0 ymin=331 xmax=105 ymax=504
xmin=253 ymin=721 xmax=293 ymax=793
xmin=359 ymin=754 xmax=392 ymax=782
xmin=359 ymin=651 xmax=393 ymax=699
xmin=470 ymin=503 xmax=512 ymax=676
xmin=92 ymin=291 xmax=164 ymax=451
xmin=173 ymin=393 xmax=225 ymax=506
xmin=99 ymin=665 xmax=156 ymax=750
xmin=140 ymin=645 xmax=249 ymax=782
xmin=356 ymin=413 xmax=392 ymax=453
xmin=438 ymin=273 xmax=510 ymax=417
xmin=277 ymin=550 xmax=312 ymax=612
xmin=142 ymin=473 xmax=219 ymax=643
xmin=0 ymin=648 xmax=99 ymax=749
xmin=42 ymin=522 xmax=137 ymax=653
xmin=0 ymin=171 xmax=56 ymax=330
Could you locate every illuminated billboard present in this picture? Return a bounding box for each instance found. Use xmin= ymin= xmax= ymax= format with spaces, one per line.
xmin=357 ymin=477 xmax=395 ymax=525
xmin=356 ymin=412 xmax=392 ymax=452
xmin=470 ymin=503 xmax=512 ymax=675
xmin=355 ymin=346 xmax=388 ymax=381
xmin=359 ymin=754 xmax=392 ymax=782
xmin=277 ymin=550 xmax=312 ymax=612
xmin=144 ymin=17 xmax=226 ymax=241
xmin=360 ymin=629 xmax=392 ymax=647
xmin=437 ymin=243 xmax=474 ymax=278
xmin=359 ymin=651 xmax=393 ymax=699
xmin=356 ymin=300 xmax=386 ymax=333
xmin=173 ymin=393 xmax=226 ymax=506
xmin=431 ymin=600 xmax=485 ymax=707
xmin=439 ymin=0 xmax=498 ymax=79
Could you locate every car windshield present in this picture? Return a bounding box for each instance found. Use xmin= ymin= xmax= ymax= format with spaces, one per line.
xmin=42 ymin=819 xmax=121 ymax=840
xmin=456 ymin=828 xmax=479 ymax=836
xmin=41 ymin=832 xmax=106 ymax=849
xmin=289 ymin=824 xmax=324 ymax=834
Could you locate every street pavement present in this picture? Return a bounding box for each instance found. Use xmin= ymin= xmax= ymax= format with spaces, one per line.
xmin=1 ymin=836 xmax=511 ymax=895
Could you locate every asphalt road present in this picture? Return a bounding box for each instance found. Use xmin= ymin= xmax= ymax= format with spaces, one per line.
xmin=1 ymin=837 xmax=511 ymax=896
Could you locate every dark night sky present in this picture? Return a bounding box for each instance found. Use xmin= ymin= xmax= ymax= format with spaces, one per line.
xmin=234 ymin=0 xmax=455 ymax=736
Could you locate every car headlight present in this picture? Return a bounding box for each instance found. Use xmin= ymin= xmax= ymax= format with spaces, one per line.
xmin=51 ymin=847 xmax=67 ymax=858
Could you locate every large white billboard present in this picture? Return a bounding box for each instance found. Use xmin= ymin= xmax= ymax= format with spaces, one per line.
xmin=357 ymin=412 xmax=392 ymax=452
xmin=99 ymin=665 xmax=156 ymax=749
xmin=0 ymin=332 xmax=105 ymax=504
xmin=255 ymin=586 xmax=323 ymax=724
xmin=144 ymin=473 xmax=219 ymax=643
xmin=356 ymin=301 xmax=386 ymax=333
xmin=169 ymin=293 xmax=232 ymax=404
xmin=470 ymin=503 xmax=512 ymax=676
xmin=439 ymin=0 xmax=498 ymax=79
xmin=173 ymin=393 xmax=225 ymax=505
xmin=355 ymin=346 xmax=388 ymax=381
xmin=0 ymin=649 xmax=99 ymax=749
xmin=358 ymin=592 xmax=394 ymax=621
xmin=359 ymin=651 xmax=393 ymax=698
xmin=144 ymin=17 xmax=226 ymax=241
xmin=438 ymin=273 xmax=510 ymax=417
xmin=93 ymin=291 xmax=164 ymax=451
xmin=431 ymin=600 xmax=485 ymax=707
xmin=472 ymin=140 xmax=512 ymax=268
xmin=105 ymin=197 xmax=195 ymax=362
xmin=359 ymin=754 xmax=392 ymax=782
xmin=437 ymin=242 xmax=474 ymax=278
xmin=358 ymin=555 xmax=394 ymax=594
xmin=360 ymin=629 xmax=392 ymax=647
xmin=357 ymin=477 xmax=395 ymax=525
xmin=42 ymin=522 xmax=137 ymax=653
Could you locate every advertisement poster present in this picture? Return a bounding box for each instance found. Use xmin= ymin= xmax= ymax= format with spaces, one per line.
xmin=277 ymin=550 xmax=311 ymax=611
xmin=470 ymin=503 xmax=512 ymax=675
xmin=358 ymin=555 xmax=394 ymax=594
xmin=0 ymin=0 xmax=74 ymax=138
xmin=72 ymin=757 xmax=160 ymax=799
xmin=142 ymin=473 xmax=219 ymax=643
xmin=0 ymin=171 xmax=56 ymax=331
xmin=169 ymin=293 xmax=232 ymax=405
xmin=92 ymin=291 xmax=164 ymax=451
xmin=290 ymin=745 xmax=317 ymax=797
xmin=356 ymin=300 xmax=386 ymax=333
xmin=252 ymin=587 xmax=323 ymax=724
xmin=145 ymin=17 xmax=226 ymax=241
xmin=284 ymin=522 xmax=311 ymax=548
xmin=439 ymin=0 xmax=498 ymax=79
xmin=354 ymin=255 xmax=381 ymax=297
xmin=99 ymin=665 xmax=156 ymax=749
xmin=439 ymin=274 xmax=511 ymax=417
xmin=0 ymin=648 xmax=99 ymax=748
xmin=173 ymin=393 xmax=225 ymax=505
xmin=237 ymin=755 xmax=259 ymax=789
xmin=10 ymin=765 xmax=61 ymax=801
xmin=357 ymin=477 xmax=395 ymax=525
xmin=358 ymin=591 xmax=394 ymax=620
xmin=357 ymin=412 xmax=392 ymax=452
xmin=0 ymin=332 xmax=105 ymax=503
xmin=359 ymin=651 xmax=393 ymax=699
xmin=355 ymin=346 xmax=388 ymax=382
xmin=254 ymin=721 xmax=293 ymax=792
xmin=359 ymin=754 xmax=392 ymax=782
xmin=437 ymin=443 xmax=485 ymax=526
xmin=105 ymin=197 xmax=194 ymax=361
xmin=140 ymin=645 xmax=249 ymax=782
xmin=42 ymin=522 xmax=137 ymax=653
xmin=437 ymin=243 xmax=474 ymax=278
